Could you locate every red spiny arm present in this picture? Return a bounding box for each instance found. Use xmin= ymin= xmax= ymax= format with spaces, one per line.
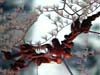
xmin=66 ymin=32 xmax=80 ymax=43
xmin=81 ymin=11 xmax=100 ymax=33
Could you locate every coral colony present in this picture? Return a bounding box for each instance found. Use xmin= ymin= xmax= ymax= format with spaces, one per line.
xmin=0 ymin=0 xmax=100 ymax=75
